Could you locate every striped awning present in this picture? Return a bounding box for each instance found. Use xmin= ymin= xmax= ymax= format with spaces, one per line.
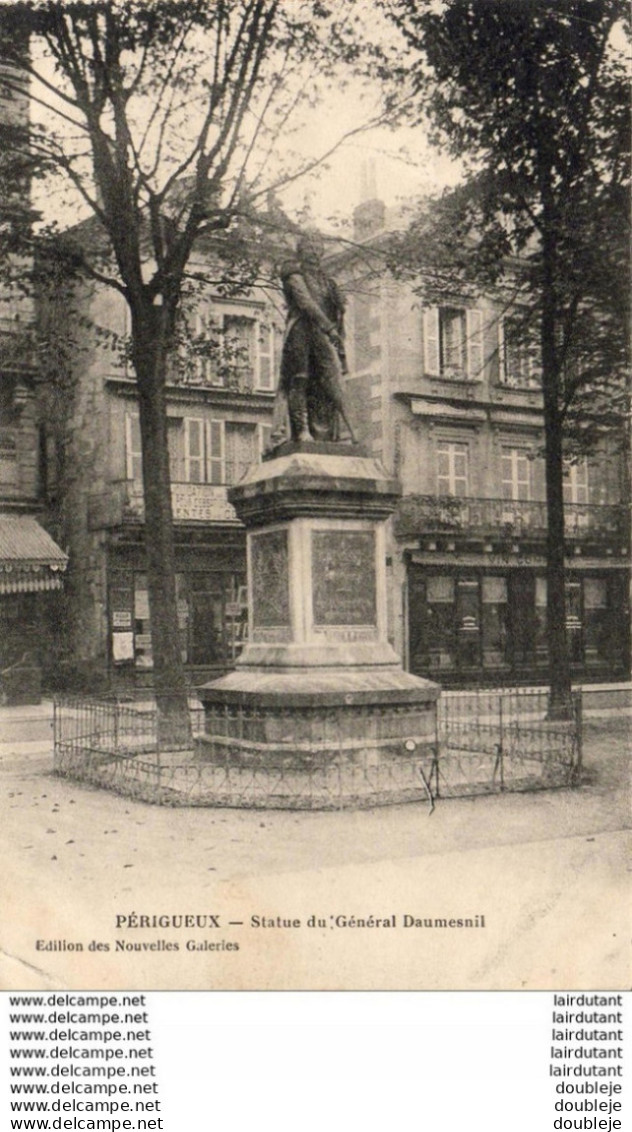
xmin=0 ymin=516 xmax=67 ymax=595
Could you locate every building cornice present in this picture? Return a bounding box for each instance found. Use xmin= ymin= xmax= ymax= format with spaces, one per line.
xmin=395 ymin=390 xmax=544 ymax=429
xmin=104 ymin=374 xmax=275 ymax=410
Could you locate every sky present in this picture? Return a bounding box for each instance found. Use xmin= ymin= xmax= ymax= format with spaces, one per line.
xmin=20 ymin=0 xmax=462 ymax=239
xmin=279 ymin=108 xmax=462 ymax=232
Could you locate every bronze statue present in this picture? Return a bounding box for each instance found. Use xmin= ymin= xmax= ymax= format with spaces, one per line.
xmin=273 ymin=230 xmax=356 ymax=444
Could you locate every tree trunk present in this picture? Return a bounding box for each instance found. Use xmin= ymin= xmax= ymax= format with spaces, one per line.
xmin=541 ymin=271 xmax=572 ymax=718
xmin=131 ymin=300 xmax=191 ymax=747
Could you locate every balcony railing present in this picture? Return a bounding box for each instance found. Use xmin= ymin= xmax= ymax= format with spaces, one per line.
xmin=394 ymin=494 xmax=629 ymax=542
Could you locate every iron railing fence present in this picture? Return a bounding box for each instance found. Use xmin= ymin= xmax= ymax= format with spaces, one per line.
xmin=435 ymin=686 xmax=582 ymax=798
xmin=53 ymin=691 xmax=205 ymax=762
xmin=53 ymin=686 xmax=582 ymax=810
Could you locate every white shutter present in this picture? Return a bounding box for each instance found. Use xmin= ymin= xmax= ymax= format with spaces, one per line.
xmin=497 ymin=317 xmax=506 ymax=383
xmin=466 ymin=309 xmax=484 ymax=380
xmin=125 ymin=412 xmax=142 ymax=482
xmin=423 ymin=307 xmax=440 ymax=376
xmin=206 ymin=419 xmax=225 ymax=485
xmin=256 ymin=322 xmax=275 ymax=390
xmin=184 ymin=418 xmax=204 ymax=483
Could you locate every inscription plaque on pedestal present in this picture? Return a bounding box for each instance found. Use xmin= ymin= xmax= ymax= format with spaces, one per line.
xmin=312 ymin=530 xmax=376 ymax=626
xmin=251 ymin=529 xmax=290 ymax=628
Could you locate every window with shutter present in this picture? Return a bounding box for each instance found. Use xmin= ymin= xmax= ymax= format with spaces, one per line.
xmin=184 ymin=417 xmax=226 ymax=484
xmin=184 ymin=418 xmax=205 ymax=483
xmin=563 ymin=459 xmax=589 ymax=504
xmin=125 ymin=412 xmax=142 ymax=482
xmin=167 ymin=418 xmax=182 ymax=480
xmin=498 ymin=316 xmax=540 ymax=388
xmin=224 ymin=315 xmax=255 ymax=389
xmin=501 ymin=447 xmax=531 ymax=501
xmin=442 ymin=308 xmax=465 ymax=375
xmin=424 ymin=307 xmax=483 ymax=380
xmin=256 ymin=322 xmax=275 ymax=390
xmin=193 ymin=303 xmax=221 ymax=385
xmin=206 ymin=419 xmax=225 ymax=485
xmin=466 ymin=309 xmax=484 ymax=379
xmin=423 ymin=308 xmax=440 ymax=375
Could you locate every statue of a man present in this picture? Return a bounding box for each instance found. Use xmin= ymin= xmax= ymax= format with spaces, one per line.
xmin=273 ymin=230 xmax=356 ymax=444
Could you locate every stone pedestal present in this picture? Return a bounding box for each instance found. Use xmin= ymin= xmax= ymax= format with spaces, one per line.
xmin=198 ymin=442 xmax=439 ymax=808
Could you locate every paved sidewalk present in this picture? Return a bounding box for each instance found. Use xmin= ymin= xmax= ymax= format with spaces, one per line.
xmin=0 ymin=715 xmax=629 ymax=990
xmin=0 ymin=699 xmax=54 ymax=747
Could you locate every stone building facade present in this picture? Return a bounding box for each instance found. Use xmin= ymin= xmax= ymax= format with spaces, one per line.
xmin=0 ymin=53 xmax=67 ymax=700
xmin=40 ymin=260 xmax=281 ymax=689
xmin=338 ymin=201 xmax=630 ymax=688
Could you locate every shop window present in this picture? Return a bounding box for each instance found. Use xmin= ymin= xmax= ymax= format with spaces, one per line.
xmin=186 ymin=573 xmax=247 ymax=666
xmin=424 ymin=307 xmax=484 ymax=380
xmin=456 ymin=577 xmax=480 ymax=669
xmin=583 ymin=578 xmax=608 ymax=666
xmin=535 ymin=576 xmax=548 ymax=666
xmin=566 ymin=580 xmax=583 ymax=664
xmin=407 ymin=573 xmax=428 ymax=673
xmin=482 ymin=576 xmax=508 ymax=668
xmin=509 ymin=572 xmax=537 ymax=668
xmin=133 ymin=574 xmax=152 ymax=668
xmin=426 ymin=575 xmax=456 ymax=670
xmin=534 ymin=576 xmax=585 ymax=667
xmin=187 ymin=584 xmax=224 ymax=666
xmin=110 ymin=571 xmax=134 ymax=666
xmin=498 ymin=316 xmax=540 ymax=389
xmin=127 ymin=571 xmax=246 ymax=670
xmin=132 ymin=574 xmax=187 ymax=669
xmin=437 ymin=441 xmax=469 ymax=497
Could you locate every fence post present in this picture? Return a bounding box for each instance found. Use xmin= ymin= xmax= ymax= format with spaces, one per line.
xmin=498 ymin=694 xmax=505 ymax=791
xmin=434 ymin=696 xmax=441 ymax=799
xmin=573 ymin=690 xmax=583 ymax=783
xmin=53 ymin=698 xmax=58 ymax=768
xmin=113 ymin=697 xmax=119 ymax=753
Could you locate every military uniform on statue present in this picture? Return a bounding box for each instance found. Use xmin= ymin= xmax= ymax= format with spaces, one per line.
xmin=273 ymin=230 xmax=356 ymax=445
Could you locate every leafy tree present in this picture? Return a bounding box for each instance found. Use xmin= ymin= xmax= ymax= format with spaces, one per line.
xmin=387 ymin=0 xmax=630 ymax=711
xmin=0 ymin=0 xmax=389 ymax=727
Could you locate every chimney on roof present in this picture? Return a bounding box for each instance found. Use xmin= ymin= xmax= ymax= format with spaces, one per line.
xmin=353 ymin=158 xmax=385 ymax=240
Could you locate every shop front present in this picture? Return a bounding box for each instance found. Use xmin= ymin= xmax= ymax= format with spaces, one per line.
xmin=106 ymin=527 xmax=247 ymax=686
xmin=0 ymin=514 xmax=68 ymax=701
xmin=406 ymin=558 xmax=629 ymax=686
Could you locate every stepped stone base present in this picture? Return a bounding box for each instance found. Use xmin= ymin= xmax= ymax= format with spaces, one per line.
xmin=197 ymin=667 xmax=438 ymax=807
xmin=198 ymin=444 xmax=440 ymax=807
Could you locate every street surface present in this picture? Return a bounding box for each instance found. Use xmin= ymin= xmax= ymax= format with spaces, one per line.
xmin=1 ymin=717 xmax=629 ymax=991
